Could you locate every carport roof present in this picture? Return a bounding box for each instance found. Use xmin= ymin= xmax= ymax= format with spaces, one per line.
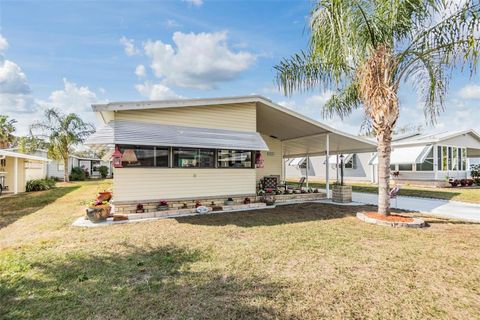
xmin=0 ymin=150 xmax=50 ymax=162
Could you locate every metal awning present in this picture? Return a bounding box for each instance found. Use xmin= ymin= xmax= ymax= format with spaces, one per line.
xmin=324 ymin=154 xmax=353 ymax=165
xmin=288 ymin=157 xmax=306 ymax=166
xmin=369 ymin=145 xmax=433 ymax=165
xmin=85 ymin=120 xmax=269 ymax=151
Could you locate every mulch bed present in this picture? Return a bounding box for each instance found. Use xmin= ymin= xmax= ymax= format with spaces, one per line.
xmin=365 ymin=212 xmax=414 ymax=223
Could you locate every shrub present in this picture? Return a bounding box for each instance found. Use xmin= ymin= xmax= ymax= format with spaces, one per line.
xmin=26 ymin=178 xmax=56 ymax=192
xmin=69 ymin=167 xmax=86 ymax=181
xmin=98 ymin=166 xmax=109 ymax=178
xmin=471 ymin=164 xmax=480 ymax=185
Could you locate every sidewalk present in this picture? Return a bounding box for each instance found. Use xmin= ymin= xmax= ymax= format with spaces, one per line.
xmin=352 ymin=192 xmax=480 ymax=222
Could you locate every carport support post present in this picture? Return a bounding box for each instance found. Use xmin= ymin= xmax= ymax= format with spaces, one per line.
xmin=326 ymin=134 xmax=330 ymax=199
xmin=14 ymin=157 xmax=18 ymax=194
xmin=306 ymin=155 xmax=309 ymax=189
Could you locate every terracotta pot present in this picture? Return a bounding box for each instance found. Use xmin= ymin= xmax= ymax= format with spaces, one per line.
xmin=97 ymin=192 xmax=112 ymax=202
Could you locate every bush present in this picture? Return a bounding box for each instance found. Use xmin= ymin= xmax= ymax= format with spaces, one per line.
xmin=26 ymin=178 xmax=56 ymax=192
xmin=98 ymin=166 xmax=109 ymax=179
xmin=69 ymin=167 xmax=86 ymax=181
xmin=471 ymin=164 xmax=480 ymax=185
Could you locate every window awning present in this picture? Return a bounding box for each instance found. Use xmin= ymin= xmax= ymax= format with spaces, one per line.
xmin=369 ymin=145 xmax=433 ymax=165
xmin=324 ymin=154 xmax=353 ymax=165
xmin=288 ymin=157 xmax=306 ymax=166
xmin=85 ymin=120 xmax=269 ymax=151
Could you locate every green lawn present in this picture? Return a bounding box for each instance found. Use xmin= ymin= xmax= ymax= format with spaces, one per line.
xmin=1 ymin=181 xmax=480 ymax=319
xmin=288 ymin=180 xmax=480 ymax=203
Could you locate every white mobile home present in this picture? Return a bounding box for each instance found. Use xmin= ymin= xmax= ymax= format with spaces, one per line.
xmin=86 ymin=96 xmax=376 ymax=211
xmin=287 ymin=130 xmax=480 ymax=187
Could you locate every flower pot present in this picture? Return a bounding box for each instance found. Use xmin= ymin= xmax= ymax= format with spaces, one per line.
xmin=98 ymin=191 xmax=112 ymax=202
xmin=86 ymin=204 xmax=111 ymax=222
xmin=157 ymin=205 xmax=169 ymax=211
xmin=224 ymin=200 xmax=235 ymax=205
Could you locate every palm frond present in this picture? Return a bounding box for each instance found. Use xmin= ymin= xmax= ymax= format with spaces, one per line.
xmin=323 ymin=81 xmax=361 ymax=120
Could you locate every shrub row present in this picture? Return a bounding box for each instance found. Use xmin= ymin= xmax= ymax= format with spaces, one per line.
xmin=26 ymin=178 xmax=56 ymax=192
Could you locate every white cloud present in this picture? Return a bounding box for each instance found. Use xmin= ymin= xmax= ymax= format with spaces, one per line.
xmin=459 ymin=84 xmax=480 ymax=100
xmin=0 ymin=34 xmax=8 ymax=53
xmin=135 ymin=81 xmax=182 ymax=100
xmin=0 ymin=59 xmax=31 ymax=95
xmin=165 ymin=19 xmax=181 ymax=28
xmin=182 ymin=0 xmax=203 ymax=7
xmin=144 ymin=31 xmax=256 ymax=89
xmin=135 ymin=64 xmax=146 ymax=78
xmin=304 ymin=91 xmax=333 ymax=108
xmin=120 ymin=36 xmax=140 ymax=56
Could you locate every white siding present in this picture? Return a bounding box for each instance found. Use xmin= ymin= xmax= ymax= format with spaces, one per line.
xmin=115 ymin=103 xmax=257 ymax=132
xmin=255 ymin=135 xmax=283 ymax=181
xmin=113 ymin=168 xmax=256 ymax=202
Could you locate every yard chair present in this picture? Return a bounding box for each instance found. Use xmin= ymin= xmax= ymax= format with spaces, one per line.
xmin=389 ymin=185 xmax=401 ymax=208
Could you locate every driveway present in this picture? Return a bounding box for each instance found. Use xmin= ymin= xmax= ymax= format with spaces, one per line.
xmin=352 ymin=192 xmax=480 ymax=222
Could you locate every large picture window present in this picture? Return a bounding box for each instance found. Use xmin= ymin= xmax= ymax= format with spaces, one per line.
xmin=173 ymin=148 xmax=215 ymax=168
xmin=416 ymin=147 xmax=434 ymax=171
xmin=118 ymin=145 xmax=169 ymax=167
xmin=217 ymin=150 xmax=253 ymax=168
xmin=398 ymin=164 xmax=413 ymax=171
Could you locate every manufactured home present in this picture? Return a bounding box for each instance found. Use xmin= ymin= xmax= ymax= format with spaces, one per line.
xmin=287 ymin=129 xmax=480 ymax=187
xmin=0 ymin=149 xmax=50 ymax=195
xmin=86 ymin=96 xmax=376 ymax=211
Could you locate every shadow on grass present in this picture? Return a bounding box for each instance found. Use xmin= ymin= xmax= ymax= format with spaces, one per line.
xmin=176 ymin=202 xmax=377 ymax=227
xmin=0 ymin=245 xmax=294 ymax=320
xmin=0 ymin=185 xmax=80 ymax=229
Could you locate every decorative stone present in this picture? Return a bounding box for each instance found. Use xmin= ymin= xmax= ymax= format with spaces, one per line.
xmin=356 ymin=212 xmax=425 ymax=228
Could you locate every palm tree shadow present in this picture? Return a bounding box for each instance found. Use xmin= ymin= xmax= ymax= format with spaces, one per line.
xmin=176 ymin=203 xmax=378 ymax=228
xmin=1 ymin=244 xmax=298 ymax=319
xmin=0 ymin=185 xmax=80 ymax=229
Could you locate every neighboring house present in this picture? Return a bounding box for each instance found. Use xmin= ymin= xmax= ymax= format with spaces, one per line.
xmin=8 ymin=149 xmax=111 ymax=180
xmin=287 ymin=129 xmax=480 ymax=187
xmin=0 ymin=149 xmax=49 ymax=194
xmin=85 ymin=95 xmax=376 ymax=208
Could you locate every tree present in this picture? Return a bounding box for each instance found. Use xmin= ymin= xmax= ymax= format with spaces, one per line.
xmin=30 ymin=109 xmax=95 ymax=182
xmin=275 ymin=0 xmax=479 ymax=215
xmin=0 ymin=115 xmax=17 ymax=149
xmin=15 ymin=136 xmax=49 ymax=154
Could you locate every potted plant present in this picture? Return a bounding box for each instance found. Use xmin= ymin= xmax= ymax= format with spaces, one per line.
xmin=86 ymin=200 xmax=111 ymax=222
xmin=211 ymin=201 xmax=223 ymax=211
xmin=243 ymin=197 xmax=251 ymax=204
xmin=97 ymin=191 xmax=112 ymax=202
xmin=224 ymin=197 xmax=235 ymax=205
xmin=182 ymin=203 xmax=188 ymax=209
xmin=260 ymin=194 xmax=276 ymax=206
xmin=136 ymin=203 xmax=145 ymax=213
xmin=257 ymin=189 xmax=266 ymax=196
xmin=157 ymin=200 xmax=169 ymax=211
xmin=195 ymin=200 xmax=202 ymax=208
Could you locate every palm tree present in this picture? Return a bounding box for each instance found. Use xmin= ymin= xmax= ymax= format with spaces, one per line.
xmin=31 ymin=109 xmax=94 ymax=182
xmin=0 ymin=115 xmax=17 ymax=149
xmin=275 ymin=0 xmax=479 ymax=216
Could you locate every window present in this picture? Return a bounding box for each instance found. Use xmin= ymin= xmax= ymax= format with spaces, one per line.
xmin=416 ymin=147 xmax=434 ymax=171
xmin=442 ymin=146 xmax=448 ymax=171
xmin=458 ymin=148 xmax=462 ymax=171
xmin=0 ymin=158 xmax=6 ymax=168
xmin=452 ymin=147 xmax=458 ymax=170
xmin=390 ymin=164 xmax=396 ymax=171
xmin=217 ymin=150 xmax=253 ymax=168
xmin=398 ymin=164 xmax=413 ymax=171
xmin=448 ymin=147 xmax=453 ymax=170
xmin=461 ymin=148 xmax=467 ymax=171
xmin=437 ymin=146 xmax=442 ymax=171
xmin=58 ymin=163 xmax=65 ymax=171
xmin=344 ymin=155 xmax=356 ymax=169
xmin=173 ymin=148 xmax=215 ymax=168
xmin=92 ymin=161 xmax=101 ymax=172
xmin=118 ymin=145 xmax=169 ymax=167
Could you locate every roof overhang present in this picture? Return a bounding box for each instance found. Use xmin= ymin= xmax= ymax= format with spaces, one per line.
xmin=0 ymin=150 xmax=50 ymax=162
xmin=90 ymin=95 xmax=377 ymax=156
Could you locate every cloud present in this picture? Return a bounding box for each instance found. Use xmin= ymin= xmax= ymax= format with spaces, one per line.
xmin=459 ymin=84 xmax=480 ymax=100
xmin=0 ymin=59 xmax=31 ymax=95
xmin=120 ymin=36 xmax=140 ymax=56
xmin=304 ymin=91 xmax=333 ymax=109
xmin=0 ymin=34 xmax=8 ymax=53
xmin=143 ymin=31 xmax=256 ymax=89
xmin=135 ymin=64 xmax=146 ymax=78
xmin=135 ymin=81 xmax=182 ymax=100
xmin=182 ymin=0 xmax=203 ymax=7
xmin=164 ymin=19 xmax=181 ymax=28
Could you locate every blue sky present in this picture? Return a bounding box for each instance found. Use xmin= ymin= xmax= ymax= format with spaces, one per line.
xmin=1 ymin=0 xmax=479 ymax=136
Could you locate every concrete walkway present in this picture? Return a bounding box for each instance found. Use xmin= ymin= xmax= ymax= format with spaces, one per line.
xmin=352 ymin=192 xmax=480 ymax=222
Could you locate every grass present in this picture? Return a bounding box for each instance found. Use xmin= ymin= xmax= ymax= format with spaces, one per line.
xmin=1 ymin=180 xmax=480 ymax=319
xmin=288 ymin=180 xmax=480 ymax=203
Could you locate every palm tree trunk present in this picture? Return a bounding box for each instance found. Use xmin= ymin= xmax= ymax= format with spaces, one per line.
xmin=63 ymin=157 xmax=69 ymax=182
xmin=377 ymin=131 xmax=392 ymax=216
